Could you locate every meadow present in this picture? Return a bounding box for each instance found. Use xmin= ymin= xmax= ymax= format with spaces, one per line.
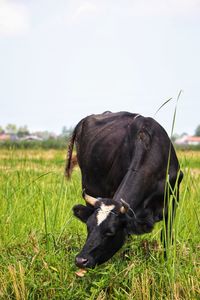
xmin=0 ymin=148 xmax=199 ymax=299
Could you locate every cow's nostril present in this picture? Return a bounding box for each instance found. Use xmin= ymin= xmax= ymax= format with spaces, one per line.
xmin=75 ymin=257 xmax=88 ymax=267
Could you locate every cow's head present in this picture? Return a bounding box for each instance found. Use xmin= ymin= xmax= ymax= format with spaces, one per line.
xmin=73 ymin=193 xmax=131 ymax=268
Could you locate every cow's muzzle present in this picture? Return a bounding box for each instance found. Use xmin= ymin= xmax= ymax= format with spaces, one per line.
xmin=75 ymin=255 xmax=95 ymax=268
xmin=75 ymin=256 xmax=89 ymax=268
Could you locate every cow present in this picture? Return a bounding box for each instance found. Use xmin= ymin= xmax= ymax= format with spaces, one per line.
xmin=65 ymin=111 xmax=183 ymax=269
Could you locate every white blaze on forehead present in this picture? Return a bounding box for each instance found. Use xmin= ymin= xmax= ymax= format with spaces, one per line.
xmin=96 ymin=204 xmax=115 ymax=226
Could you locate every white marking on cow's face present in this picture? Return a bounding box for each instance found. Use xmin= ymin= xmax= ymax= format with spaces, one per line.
xmin=96 ymin=204 xmax=115 ymax=226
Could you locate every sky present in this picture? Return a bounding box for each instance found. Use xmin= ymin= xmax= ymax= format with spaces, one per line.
xmin=0 ymin=0 xmax=200 ymax=135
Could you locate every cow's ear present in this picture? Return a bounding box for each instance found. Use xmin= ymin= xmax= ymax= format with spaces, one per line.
xmin=73 ymin=204 xmax=94 ymax=223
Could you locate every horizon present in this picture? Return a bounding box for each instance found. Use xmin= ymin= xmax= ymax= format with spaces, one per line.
xmin=0 ymin=111 xmax=199 ymax=137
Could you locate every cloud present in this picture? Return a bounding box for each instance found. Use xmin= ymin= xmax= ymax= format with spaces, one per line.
xmin=0 ymin=1 xmax=30 ymax=37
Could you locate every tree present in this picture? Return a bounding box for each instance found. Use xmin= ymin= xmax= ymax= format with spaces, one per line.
xmin=5 ymin=124 xmax=17 ymax=134
xmin=195 ymin=125 xmax=200 ymax=136
xmin=61 ymin=126 xmax=73 ymax=137
xmin=17 ymin=125 xmax=29 ymax=137
xmin=61 ymin=126 xmax=68 ymax=136
xmin=171 ymin=133 xmax=180 ymax=142
xmin=0 ymin=126 xmax=4 ymax=134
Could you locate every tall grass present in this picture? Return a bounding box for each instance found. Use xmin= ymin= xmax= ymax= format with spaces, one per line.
xmin=160 ymin=91 xmax=183 ymax=280
xmin=0 ymin=149 xmax=199 ymax=299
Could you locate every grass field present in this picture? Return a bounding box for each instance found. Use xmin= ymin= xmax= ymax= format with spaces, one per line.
xmin=0 ymin=149 xmax=199 ymax=299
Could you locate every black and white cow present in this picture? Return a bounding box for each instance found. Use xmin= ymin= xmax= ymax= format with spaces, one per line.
xmin=66 ymin=111 xmax=183 ymax=268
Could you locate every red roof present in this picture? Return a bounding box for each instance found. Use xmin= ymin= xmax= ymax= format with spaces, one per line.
xmin=0 ymin=134 xmax=10 ymax=141
xmin=186 ymin=136 xmax=200 ymax=142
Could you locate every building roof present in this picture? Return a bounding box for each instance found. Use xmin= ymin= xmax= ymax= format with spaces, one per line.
xmin=0 ymin=134 xmax=10 ymax=141
xmin=186 ymin=136 xmax=200 ymax=142
xmin=175 ymin=135 xmax=200 ymax=145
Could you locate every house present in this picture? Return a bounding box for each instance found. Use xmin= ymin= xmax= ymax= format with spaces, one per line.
xmin=20 ymin=135 xmax=43 ymax=141
xmin=175 ymin=135 xmax=200 ymax=145
xmin=0 ymin=133 xmax=10 ymax=141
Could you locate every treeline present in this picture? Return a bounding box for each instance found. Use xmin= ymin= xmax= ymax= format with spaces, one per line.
xmin=0 ymin=138 xmax=69 ymax=149
xmin=0 ymin=138 xmax=200 ymax=151
xmin=0 ymin=124 xmax=73 ymax=149
xmin=0 ymin=136 xmax=70 ymax=150
xmin=1 ymin=123 xmax=200 ymax=150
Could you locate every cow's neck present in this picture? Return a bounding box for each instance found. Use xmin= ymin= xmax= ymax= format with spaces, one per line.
xmin=113 ymin=168 xmax=145 ymax=210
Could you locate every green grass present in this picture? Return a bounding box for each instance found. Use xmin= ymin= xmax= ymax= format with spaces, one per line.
xmin=0 ymin=149 xmax=199 ymax=299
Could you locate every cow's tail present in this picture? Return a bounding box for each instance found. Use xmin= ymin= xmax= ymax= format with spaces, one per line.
xmin=65 ymin=129 xmax=76 ymax=179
